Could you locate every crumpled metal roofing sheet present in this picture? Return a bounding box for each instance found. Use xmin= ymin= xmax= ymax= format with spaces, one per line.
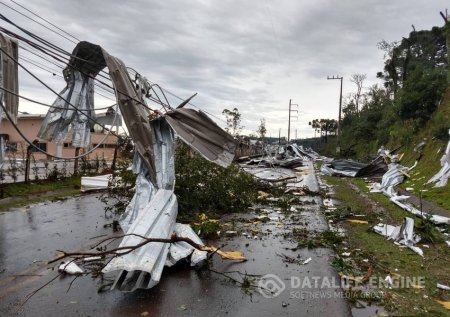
xmin=42 ymin=41 xmax=236 ymax=291
xmin=427 ymin=130 xmax=450 ymax=187
xmin=38 ymin=69 xmax=95 ymax=148
xmin=165 ymin=108 xmax=237 ymax=168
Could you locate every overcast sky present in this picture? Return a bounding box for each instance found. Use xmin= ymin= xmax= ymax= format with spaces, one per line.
xmin=2 ymin=0 xmax=448 ymax=138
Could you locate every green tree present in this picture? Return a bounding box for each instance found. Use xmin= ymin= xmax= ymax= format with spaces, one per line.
xmin=257 ymin=118 xmax=267 ymax=140
xmin=396 ymin=64 xmax=447 ymax=124
xmin=222 ymin=108 xmax=242 ymax=137
xmin=349 ymin=73 xmax=367 ymax=113
xmin=309 ymin=119 xmax=337 ymax=143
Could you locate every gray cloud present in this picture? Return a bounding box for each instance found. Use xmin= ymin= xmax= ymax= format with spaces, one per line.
xmin=2 ymin=0 xmax=448 ymax=137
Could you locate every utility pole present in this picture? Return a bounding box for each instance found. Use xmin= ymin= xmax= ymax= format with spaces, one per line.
xmin=278 ymin=128 xmax=281 ymax=146
xmin=327 ymin=75 xmax=343 ymax=155
xmin=287 ymin=99 xmax=298 ymax=143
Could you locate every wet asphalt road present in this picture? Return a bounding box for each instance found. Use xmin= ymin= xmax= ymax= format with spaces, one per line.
xmin=0 ymin=165 xmax=353 ymax=317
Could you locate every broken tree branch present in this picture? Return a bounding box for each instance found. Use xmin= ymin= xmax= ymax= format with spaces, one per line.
xmin=49 ymin=232 xmax=246 ymax=264
xmin=440 ymin=11 xmax=448 ymax=23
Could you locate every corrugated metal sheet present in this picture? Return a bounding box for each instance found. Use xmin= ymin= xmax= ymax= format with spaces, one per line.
xmin=40 ymin=41 xmax=236 ymax=291
xmin=38 ymin=70 xmax=95 ymax=148
xmin=428 ymin=130 xmax=450 ymax=187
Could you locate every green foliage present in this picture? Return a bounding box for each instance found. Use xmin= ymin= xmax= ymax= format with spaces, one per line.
xmin=416 ymin=214 xmax=444 ymax=244
xmin=309 ymin=118 xmax=338 ymax=143
xmin=257 ymin=118 xmax=267 ymax=139
xmin=222 ymin=107 xmax=242 ymax=136
xmin=190 ymin=213 xmax=222 ymax=239
xmin=100 ymin=159 xmax=137 ymax=215
xmin=328 ymin=23 xmax=449 ymax=160
xmin=101 ymin=141 xmax=262 ymax=217
xmin=396 ymin=64 xmax=447 ymax=124
xmin=175 ymin=142 xmax=261 ymax=216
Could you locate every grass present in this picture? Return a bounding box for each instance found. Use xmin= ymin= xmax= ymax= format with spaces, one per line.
xmin=0 ymin=176 xmax=81 ymax=210
xmin=323 ymin=175 xmax=450 ymax=316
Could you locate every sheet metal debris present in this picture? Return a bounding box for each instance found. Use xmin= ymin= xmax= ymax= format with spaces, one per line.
xmin=320 ymin=159 xmax=367 ymax=177
xmin=367 ymin=148 xmax=450 ymax=224
xmin=38 ymin=68 xmax=97 ymax=148
xmin=373 ymin=217 xmax=423 ymax=256
xmin=427 ymin=130 xmax=450 ymax=187
xmin=437 ymin=283 xmax=450 ymax=290
xmin=58 ymin=261 xmax=84 ymax=275
xmin=320 ymin=156 xmax=388 ymax=178
xmin=38 ymin=41 xmax=240 ymax=292
xmin=80 ymin=174 xmax=111 ymax=192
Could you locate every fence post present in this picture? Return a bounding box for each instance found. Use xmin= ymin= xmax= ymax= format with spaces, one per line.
xmin=73 ymin=147 xmax=81 ymax=175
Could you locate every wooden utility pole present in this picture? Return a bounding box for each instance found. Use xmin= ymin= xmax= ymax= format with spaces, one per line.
xmin=287 ymin=99 xmax=298 ymax=143
xmin=327 ymin=75 xmax=343 ymax=155
xmin=288 ymin=99 xmax=291 ymax=143
xmin=278 ymin=128 xmax=281 ymax=146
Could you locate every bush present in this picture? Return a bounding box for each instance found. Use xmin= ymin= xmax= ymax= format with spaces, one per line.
xmin=100 ymin=158 xmax=137 ymax=215
xmin=175 ymin=142 xmax=261 ymax=216
xmin=101 ymin=141 xmax=262 ymax=218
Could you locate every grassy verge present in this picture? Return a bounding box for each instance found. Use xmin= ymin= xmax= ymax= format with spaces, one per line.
xmin=323 ymin=175 xmax=450 ymax=316
xmin=0 ymin=176 xmax=81 ymax=210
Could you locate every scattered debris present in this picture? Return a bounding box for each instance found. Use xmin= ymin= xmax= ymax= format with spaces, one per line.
xmin=82 ymin=256 xmax=102 ymax=262
xmin=320 ymin=159 xmax=367 ymax=177
xmin=80 ymin=174 xmax=111 ymax=192
xmin=346 ymin=219 xmax=368 ymax=224
xmin=320 ymin=153 xmax=388 ymax=178
xmin=437 ymin=283 xmax=450 ymax=290
xmin=436 ymin=300 xmax=450 ymax=310
xmin=373 ymin=217 xmax=423 ymax=256
xmin=58 ymin=261 xmax=84 ymax=275
xmin=37 ymin=41 xmax=244 ymax=292
xmin=177 ymin=305 xmax=188 ymax=311
xmin=428 ymin=129 xmax=450 ymax=187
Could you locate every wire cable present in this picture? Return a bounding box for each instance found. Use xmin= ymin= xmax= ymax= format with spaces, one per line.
xmin=0 ymin=47 xmax=121 ymax=137
xmin=0 ymin=1 xmax=78 ymax=44
xmin=1 ymin=11 xmax=226 ymax=125
xmin=8 ymin=0 xmax=80 ymax=42
xmin=1 ymin=22 xmax=171 ymax=112
xmin=0 ymin=86 xmax=116 ymax=111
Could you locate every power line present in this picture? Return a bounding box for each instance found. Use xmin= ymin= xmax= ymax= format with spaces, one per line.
xmin=1 ymin=15 xmax=203 ymax=115
xmin=0 ymin=86 xmax=115 ymax=111
xmin=0 ymin=23 xmax=163 ymax=111
xmin=0 ymin=1 xmax=77 ymax=44
xmin=19 ymin=54 xmax=118 ymax=101
xmin=1 ymin=9 xmax=227 ymax=125
xmin=8 ymin=0 xmax=80 ymax=42
xmin=0 ymin=47 xmax=121 ymax=138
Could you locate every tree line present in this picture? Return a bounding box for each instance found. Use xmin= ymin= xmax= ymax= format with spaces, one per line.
xmin=312 ymin=17 xmax=450 ymax=158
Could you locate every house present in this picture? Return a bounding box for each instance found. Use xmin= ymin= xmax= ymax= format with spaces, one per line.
xmin=0 ymin=112 xmax=121 ymax=161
